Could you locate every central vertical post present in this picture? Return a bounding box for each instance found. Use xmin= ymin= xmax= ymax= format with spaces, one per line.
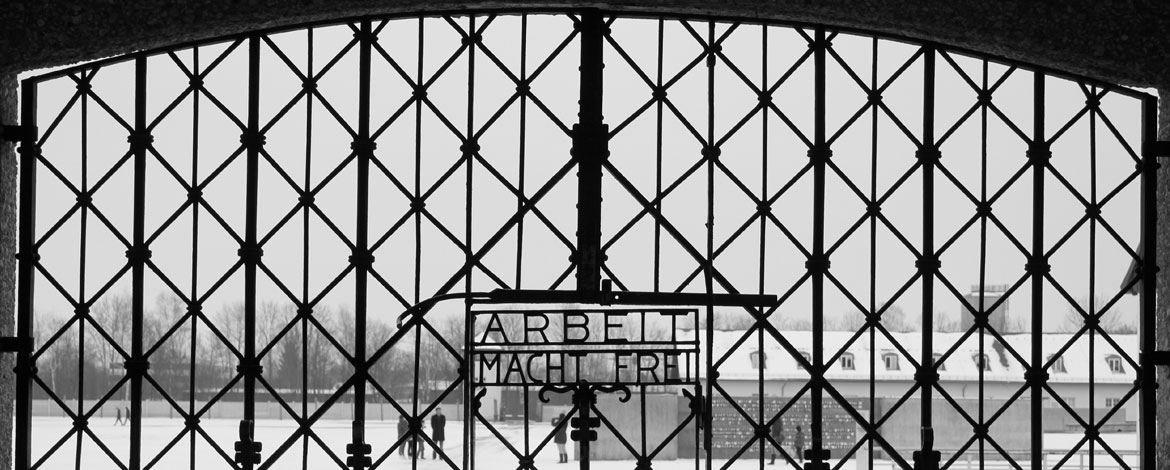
xmin=571 ymin=386 xmax=599 ymax=470
xmin=236 ymin=35 xmax=263 ymax=470
xmin=807 ymin=26 xmax=829 ymax=470
xmin=348 ymin=19 xmax=374 ymax=470
xmin=914 ymin=46 xmax=940 ymax=470
xmin=575 ymin=10 xmax=606 ymax=293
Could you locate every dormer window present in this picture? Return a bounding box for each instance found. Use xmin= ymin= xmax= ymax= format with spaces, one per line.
xmin=1106 ymin=355 xmax=1124 ymax=374
xmin=932 ymin=353 xmax=946 ymax=371
xmin=797 ymin=351 xmax=811 ymax=369
xmin=882 ymin=352 xmax=899 ymax=371
xmin=750 ymin=350 xmax=767 ymax=369
xmin=840 ymin=353 xmax=855 ymax=371
xmin=974 ymin=354 xmax=992 ymax=372
xmin=1049 ymin=355 xmax=1066 ymax=374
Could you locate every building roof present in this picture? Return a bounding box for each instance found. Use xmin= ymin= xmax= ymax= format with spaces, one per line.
xmin=690 ymin=329 xmax=1137 ymax=384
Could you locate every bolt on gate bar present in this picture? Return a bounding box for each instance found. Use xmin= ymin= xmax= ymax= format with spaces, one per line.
xmin=9 ymin=8 xmax=1162 ymax=470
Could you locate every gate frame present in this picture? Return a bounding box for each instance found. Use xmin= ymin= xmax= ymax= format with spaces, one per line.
xmin=6 ymin=8 xmax=1164 ymax=470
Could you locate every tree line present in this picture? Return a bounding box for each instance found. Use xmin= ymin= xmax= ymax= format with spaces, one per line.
xmin=33 ymin=292 xmax=465 ymax=403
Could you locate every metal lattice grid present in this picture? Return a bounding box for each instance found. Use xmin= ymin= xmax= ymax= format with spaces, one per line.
xmin=12 ymin=9 xmax=1159 ymax=470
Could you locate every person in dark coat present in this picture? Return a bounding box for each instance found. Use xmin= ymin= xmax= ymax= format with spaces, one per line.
xmin=552 ymin=413 xmax=568 ymax=463
xmin=430 ymin=408 xmax=446 ymax=459
xmin=114 ymin=407 xmax=123 ymax=426
xmin=794 ymin=425 xmax=805 ymax=464
xmin=397 ymin=416 xmax=408 ymax=457
xmin=769 ymin=419 xmax=784 ymax=465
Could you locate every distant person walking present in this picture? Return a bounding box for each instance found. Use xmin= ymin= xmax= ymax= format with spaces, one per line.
xmin=431 ymin=408 xmax=447 ymax=459
xmin=552 ymin=412 xmax=568 ymax=463
xmin=114 ymin=407 xmax=123 ymax=426
xmin=397 ymin=416 xmax=408 ymax=457
xmin=769 ymin=419 xmax=784 ymax=465
xmin=794 ymin=425 xmax=805 ymax=464
xmin=124 ymin=407 xmax=131 ymax=426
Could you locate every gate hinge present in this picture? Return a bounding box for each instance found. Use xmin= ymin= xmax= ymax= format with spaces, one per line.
xmin=1151 ymin=351 xmax=1170 ymax=366
xmin=0 ymin=337 xmax=32 ymax=353
xmin=1144 ymin=141 xmax=1170 ymax=157
xmin=1 ymin=125 xmax=33 ymax=143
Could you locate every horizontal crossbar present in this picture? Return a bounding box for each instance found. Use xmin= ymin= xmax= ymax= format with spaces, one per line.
xmin=481 ymin=288 xmax=777 ymax=308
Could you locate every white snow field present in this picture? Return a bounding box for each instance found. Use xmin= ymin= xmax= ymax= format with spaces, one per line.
xmin=27 ymin=417 xmax=1136 ymax=470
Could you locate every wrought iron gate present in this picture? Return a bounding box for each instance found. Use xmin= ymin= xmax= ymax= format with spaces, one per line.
xmin=9 ymin=8 xmax=1161 ymax=470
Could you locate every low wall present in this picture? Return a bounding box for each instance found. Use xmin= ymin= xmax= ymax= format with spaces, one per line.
xmin=576 ymin=394 xmax=680 ymax=461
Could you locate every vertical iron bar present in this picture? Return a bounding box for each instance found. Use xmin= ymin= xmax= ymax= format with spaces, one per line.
xmin=516 ymin=14 xmax=528 ymax=290
xmin=76 ymin=68 xmax=89 ymax=470
xmin=978 ymin=58 xmax=988 ymax=470
xmin=15 ymin=77 xmax=38 ymax=470
xmin=243 ymin=35 xmax=261 ymax=470
xmin=413 ymin=17 xmax=424 ymax=308
xmin=464 ymin=303 xmax=473 ymax=470
xmin=654 ymin=19 xmax=664 ymax=293
xmin=190 ymin=46 xmax=201 ymax=470
xmin=810 ymin=26 xmax=827 ymax=468
xmin=1029 ymin=71 xmax=1045 ymax=470
xmin=757 ymin=23 xmax=767 ymax=467
xmin=353 ymin=18 xmax=373 ymax=470
xmin=580 ymin=387 xmax=593 ymax=470
xmin=1138 ymin=94 xmax=1158 ymax=470
xmin=451 ymin=14 xmax=475 ymax=470
xmin=574 ymin=9 xmax=606 ymax=293
xmin=705 ymin=279 xmax=714 ymax=468
xmin=918 ymin=45 xmax=937 ymax=470
xmin=301 ymin=28 xmax=313 ymax=470
xmin=868 ymin=35 xmax=878 ymax=470
xmin=1088 ymin=85 xmax=1098 ymax=469
xmin=130 ymin=55 xmax=148 ymax=470
xmin=704 ymin=19 xmax=717 ymax=470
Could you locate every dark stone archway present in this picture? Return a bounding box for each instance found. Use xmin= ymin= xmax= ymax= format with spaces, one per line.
xmin=2 ymin=1 xmax=1170 ymax=86
xmin=1 ymin=2 xmax=1169 ymax=470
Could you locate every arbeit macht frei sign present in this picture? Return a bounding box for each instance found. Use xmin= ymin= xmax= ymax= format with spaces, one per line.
xmin=469 ymin=308 xmax=700 ymax=386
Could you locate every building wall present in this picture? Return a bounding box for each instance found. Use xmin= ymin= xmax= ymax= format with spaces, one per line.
xmin=714 ymin=378 xmax=1139 ymax=456
xmin=958 ymin=291 xmax=1009 ymax=333
xmin=2 ymin=2 xmax=1170 ymax=469
xmin=714 ymin=378 xmax=1137 ymax=415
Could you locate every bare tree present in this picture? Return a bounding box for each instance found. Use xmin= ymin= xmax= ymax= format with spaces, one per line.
xmin=89 ymin=292 xmax=133 ymax=370
xmin=774 ymin=314 xmax=812 ymax=331
xmin=272 ymin=305 xmax=345 ymax=393
xmin=934 ymin=311 xmax=959 ymax=333
xmin=148 ymin=292 xmax=190 ymax=396
xmin=879 ymin=303 xmax=916 ymax=333
xmin=713 ymin=308 xmax=757 ymax=331
xmin=1005 ymin=308 xmax=1031 ymax=334
xmin=826 ymin=312 xmax=865 ymax=331
xmin=1062 ymin=295 xmax=1137 ymax=334
xmin=304 ymin=305 xmax=341 ymax=393
xmin=34 ymin=311 xmax=76 ymax=397
xmin=201 ymin=301 xmax=286 ymax=386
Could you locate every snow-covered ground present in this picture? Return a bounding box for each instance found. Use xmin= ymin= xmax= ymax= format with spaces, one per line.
xmin=27 ymin=417 xmax=1137 ymax=470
